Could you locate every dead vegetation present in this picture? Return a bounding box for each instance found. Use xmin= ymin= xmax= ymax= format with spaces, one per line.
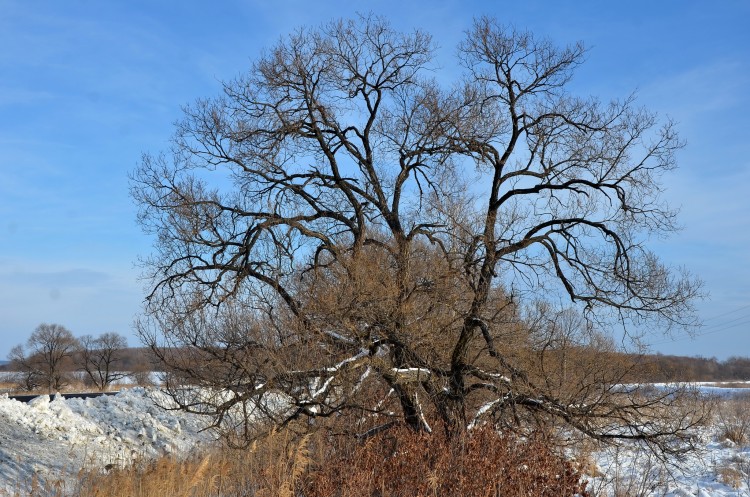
xmin=1 ymin=424 xmax=590 ymax=497
xmin=304 ymin=423 xmax=588 ymax=497
xmin=715 ymin=394 xmax=750 ymax=446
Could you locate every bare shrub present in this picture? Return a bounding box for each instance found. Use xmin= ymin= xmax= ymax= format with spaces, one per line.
xmin=715 ymin=394 xmax=750 ymax=445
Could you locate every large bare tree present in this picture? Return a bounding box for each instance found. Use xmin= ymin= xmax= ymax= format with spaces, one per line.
xmin=132 ymin=16 xmax=704 ymax=450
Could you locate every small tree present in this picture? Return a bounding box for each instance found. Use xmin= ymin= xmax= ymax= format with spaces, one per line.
xmin=132 ymin=15 xmax=705 ymax=451
xmin=77 ymin=332 xmax=128 ymax=391
xmin=8 ymin=345 xmax=43 ymax=391
xmin=9 ymin=323 xmax=79 ymax=393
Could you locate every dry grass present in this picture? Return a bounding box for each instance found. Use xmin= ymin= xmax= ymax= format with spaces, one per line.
xmin=717 ymin=464 xmax=743 ymax=489
xmin=705 ymin=382 xmax=750 ymax=389
xmin=76 ymin=454 xmax=226 ymax=497
xmin=715 ymin=394 xmax=750 ymax=446
xmin=724 ymin=454 xmax=750 ymax=491
xmin=0 ymin=379 xmax=96 ymax=396
xmin=0 ymin=431 xmax=303 ymax=497
xmin=71 ymin=427 xmax=313 ymax=497
xmin=0 ymin=382 xmax=144 ymax=397
xmin=0 ymin=382 xmax=17 ymax=394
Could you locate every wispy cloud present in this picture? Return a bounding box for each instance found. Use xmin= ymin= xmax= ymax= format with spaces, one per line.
xmin=642 ymin=59 xmax=747 ymax=118
xmin=1 ymin=268 xmax=112 ymax=288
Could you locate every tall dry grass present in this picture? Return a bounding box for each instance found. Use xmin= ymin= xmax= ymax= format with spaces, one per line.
xmin=77 ymin=453 xmax=226 ymax=497
xmin=72 ymin=427 xmax=313 ymax=497
xmin=715 ymin=393 xmax=750 ymax=446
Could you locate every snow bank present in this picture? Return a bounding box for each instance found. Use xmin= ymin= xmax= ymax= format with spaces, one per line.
xmin=0 ymin=387 xmax=213 ymax=492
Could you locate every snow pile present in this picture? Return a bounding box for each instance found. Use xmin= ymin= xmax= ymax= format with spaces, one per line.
xmin=0 ymin=388 xmax=213 ymax=492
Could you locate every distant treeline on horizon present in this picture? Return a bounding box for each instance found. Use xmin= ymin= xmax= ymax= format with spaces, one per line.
xmin=2 ymin=348 xmax=749 ymax=383
xmin=644 ymin=353 xmax=750 ymax=382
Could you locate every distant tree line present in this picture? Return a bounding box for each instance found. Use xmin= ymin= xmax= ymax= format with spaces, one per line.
xmin=2 ymin=323 xmax=157 ymax=393
xmin=640 ymin=354 xmax=750 ymax=383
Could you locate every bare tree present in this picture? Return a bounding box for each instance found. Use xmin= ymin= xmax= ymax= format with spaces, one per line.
xmin=77 ymin=332 xmax=128 ymax=391
xmin=132 ymin=16 xmax=704 ymax=450
xmin=8 ymin=345 xmax=43 ymax=391
xmin=9 ymin=324 xmax=79 ymax=393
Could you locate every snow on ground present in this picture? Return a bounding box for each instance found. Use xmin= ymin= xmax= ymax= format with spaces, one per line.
xmin=2 ymin=385 xmax=750 ymax=495
xmin=587 ymin=433 xmax=750 ymax=496
xmin=651 ymin=382 xmax=750 ymax=399
xmin=584 ymin=385 xmax=750 ymax=496
xmin=0 ymin=387 xmax=213 ymax=493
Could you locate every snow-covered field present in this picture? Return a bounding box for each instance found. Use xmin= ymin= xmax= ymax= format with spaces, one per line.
xmin=2 ymin=386 xmax=750 ymax=495
xmin=589 ymin=433 xmax=750 ymax=496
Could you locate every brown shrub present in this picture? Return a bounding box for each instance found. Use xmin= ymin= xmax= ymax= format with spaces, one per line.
xmin=303 ymin=424 xmax=588 ymax=497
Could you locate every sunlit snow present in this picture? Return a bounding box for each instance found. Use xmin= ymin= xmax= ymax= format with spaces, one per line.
xmin=0 ymin=388 xmax=213 ymax=492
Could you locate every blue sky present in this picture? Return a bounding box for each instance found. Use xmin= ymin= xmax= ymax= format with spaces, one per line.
xmin=1 ymin=0 xmax=748 ymax=360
